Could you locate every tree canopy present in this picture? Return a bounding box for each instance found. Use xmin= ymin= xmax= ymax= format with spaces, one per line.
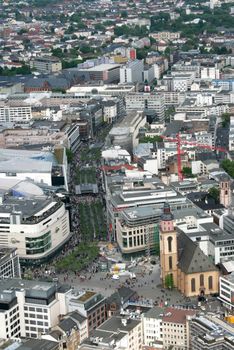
xmin=0 ymin=65 xmax=31 ymax=76
xmin=221 ymin=160 xmax=234 ymax=179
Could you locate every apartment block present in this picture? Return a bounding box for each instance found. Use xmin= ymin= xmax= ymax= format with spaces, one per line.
xmin=143 ymin=307 xmax=164 ymax=348
xmin=149 ymin=31 xmax=180 ymax=42
xmin=162 ymin=308 xmax=196 ymax=349
xmin=120 ymin=60 xmax=144 ymax=84
xmin=67 ymin=290 xmax=107 ymax=333
xmin=46 ymin=311 xmax=88 ymax=349
xmin=125 ymin=93 xmax=165 ymax=122
xmin=0 ymin=105 xmax=32 ymax=124
xmin=0 ymin=279 xmax=71 ymax=339
xmin=201 ymin=66 xmax=220 ymax=80
xmin=219 ymin=273 xmax=234 ymax=311
xmin=82 ymin=316 xmax=142 ymax=350
xmin=229 ymin=116 xmax=234 ymax=151
xmin=30 ymin=56 xmax=62 ymax=74
xmin=0 ymin=247 xmax=21 ymax=279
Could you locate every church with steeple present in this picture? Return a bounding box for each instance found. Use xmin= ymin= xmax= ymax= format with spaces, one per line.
xmin=159 ymin=203 xmax=219 ymax=297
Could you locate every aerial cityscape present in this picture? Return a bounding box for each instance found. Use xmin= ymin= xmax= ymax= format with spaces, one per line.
xmin=0 ymin=0 xmax=234 ymax=349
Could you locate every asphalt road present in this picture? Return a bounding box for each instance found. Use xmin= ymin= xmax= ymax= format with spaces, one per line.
xmin=216 ymin=126 xmax=229 ymax=157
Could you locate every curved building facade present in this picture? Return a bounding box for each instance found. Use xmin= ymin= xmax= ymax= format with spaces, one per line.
xmin=0 ymin=194 xmax=70 ymax=264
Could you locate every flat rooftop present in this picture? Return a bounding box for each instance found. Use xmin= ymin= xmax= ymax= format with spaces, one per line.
xmin=177 ymin=221 xmax=233 ymax=242
xmin=79 ymin=64 xmax=120 ymax=72
xmin=0 ymin=148 xmax=56 ymax=173
xmin=34 ymin=56 xmax=61 ymax=62
xmin=77 ymin=291 xmax=96 ymax=302
xmin=0 ymin=278 xmax=57 ymax=299
xmin=68 ymin=84 xmax=135 ymax=94
xmin=0 ymin=196 xmax=60 ymax=223
xmin=121 ymin=202 xmax=206 ymax=223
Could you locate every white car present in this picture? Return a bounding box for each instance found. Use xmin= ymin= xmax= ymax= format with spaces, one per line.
xmin=112 ymin=274 xmax=120 ymax=280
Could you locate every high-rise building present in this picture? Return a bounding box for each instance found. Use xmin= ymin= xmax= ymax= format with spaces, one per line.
xmin=120 ymin=60 xmax=144 ymax=84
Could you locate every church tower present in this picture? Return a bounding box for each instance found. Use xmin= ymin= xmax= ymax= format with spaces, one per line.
xmin=219 ymin=175 xmax=231 ymax=208
xmin=160 ymin=203 xmax=178 ymax=288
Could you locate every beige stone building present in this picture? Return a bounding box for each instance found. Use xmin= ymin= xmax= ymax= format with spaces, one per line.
xmin=47 ymin=311 xmax=88 ymax=350
xmin=162 ymin=307 xmax=196 ymax=350
xmin=30 ymin=56 xmax=62 ymax=74
xmin=160 ymin=203 xmax=219 ymax=297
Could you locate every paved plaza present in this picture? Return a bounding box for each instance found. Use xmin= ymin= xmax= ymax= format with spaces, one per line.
xmin=57 ymin=262 xmax=187 ymax=305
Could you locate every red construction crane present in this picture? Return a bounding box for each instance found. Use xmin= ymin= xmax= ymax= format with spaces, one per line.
xmin=161 ymin=133 xmax=227 ymax=181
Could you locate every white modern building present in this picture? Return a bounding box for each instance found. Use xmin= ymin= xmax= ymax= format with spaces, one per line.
xmin=173 ymin=76 xmax=189 ymax=92
xmin=219 ymin=274 xmax=234 ymax=310
xmin=102 ymin=146 xmax=131 ymax=164
xmin=229 ymin=116 xmax=234 ymax=151
xmin=0 ymin=279 xmax=71 ymax=339
xmin=201 ymin=67 xmax=220 ymax=80
xmin=191 ymin=159 xmax=219 ymax=176
xmin=0 ymin=247 xmax=21 ymax=279
xmin=30 ymin=56 xmax=62 ymax=74
xmin=0 ymin=148 xmax=68 ymax=191
xmin=0 ymin=184 xmax=70 ymax=263
xmin=109 ymin=111 xmax=146 ymax=152
xmin=149 ymin=31 xmax=180 ymax=41
xmin=142 ymin=307 xmax=163 ymax=348
xmin=120 ymin=60 xmax=144 ymax=84
xmin=0 ymin=105 xmax=32 ymax=123
xmin=83 ymin=316 xmax=142 ymax=350
xmin=103 ymin=100 xmax=118 ymax=123
xmin=142 ymin=306 xmax=195 ymax=349
xmin=125 ymin=93 xmax=165 ymax=121
xmin=177 ymin=221 xmax=234 ymax=265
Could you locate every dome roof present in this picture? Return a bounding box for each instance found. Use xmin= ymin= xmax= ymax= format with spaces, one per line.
xmin=12 ymin=181 xmax=44 ymax=197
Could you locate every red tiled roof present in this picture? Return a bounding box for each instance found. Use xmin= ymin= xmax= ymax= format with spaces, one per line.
xmin=101 ymin=164 xmax=137 ymax=171
xmin=162 ymin=307 xmax=196 ymax=324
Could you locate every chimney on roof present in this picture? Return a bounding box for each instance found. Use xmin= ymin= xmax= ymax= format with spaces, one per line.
xmin=121 ymin=318 xmax=127 ymax=327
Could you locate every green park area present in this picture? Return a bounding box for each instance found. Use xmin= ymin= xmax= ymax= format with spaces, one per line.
xmin=78 ymin=201 xmax=107 ymax=241
xmin=55 ymin=243 xmax=99 ymax=272
xmin=75 ymin=167 xmax=96 ymax=184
